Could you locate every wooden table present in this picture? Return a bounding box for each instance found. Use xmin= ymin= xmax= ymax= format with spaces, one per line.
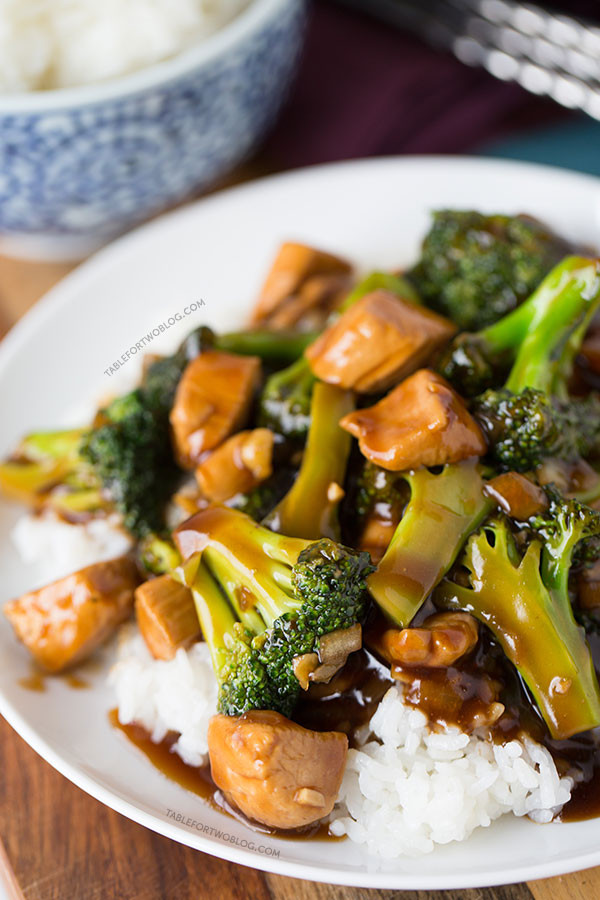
xmin=0 ymin=250 xmax=598 ymax=900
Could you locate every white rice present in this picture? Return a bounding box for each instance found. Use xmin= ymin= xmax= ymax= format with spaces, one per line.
xmin=109 ymin=625 xmax=218 ymax=767
xmin=12 ymin=510 xmax=133 ymax=586
xmin=329 ymin=686 xmax=575 ymax=857
xmin=108 ymin=629 xmax=576 ymax=854
xmin=0 ymin=0 xmax=250 ymax=92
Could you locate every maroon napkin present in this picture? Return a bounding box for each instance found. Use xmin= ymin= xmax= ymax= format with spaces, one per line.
xmin=265 ymin=1 xmax=569 ymax=167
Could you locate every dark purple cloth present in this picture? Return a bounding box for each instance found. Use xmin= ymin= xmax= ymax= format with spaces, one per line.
xmin=264 ymin=1 xmax=568 ymax=167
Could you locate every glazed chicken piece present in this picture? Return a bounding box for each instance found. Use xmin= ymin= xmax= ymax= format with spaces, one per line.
xmin=4 ymin=556 xmax=139 ymax=672
xmin=208 ymin=710 xmax=348 ymax=830
xmin=305 ymin=290 xmax=456 ymax=393
xmin=484 ymin=471 xmax=548 ymax=520
xmin=195 ymin=428 xmax=274 ymax=503
xmin=340 ymin=369 xmax=487 ymax=471
xmin=357 ymin=516 xmax=398 ymax=565
xmin=170 ymin=351 xmax=261 ymax=468
xmin=264 ymin=273 xmax=353 ymax=332
xmin=135 ymin=575 xmax=200 ymax=661
xmin=378 ymin=612 xmax=479 ymax=669
xmin=578 ymin=559 xmax=600 ymax=611
xmin=250 ymin=242 xmax=352 ymax=329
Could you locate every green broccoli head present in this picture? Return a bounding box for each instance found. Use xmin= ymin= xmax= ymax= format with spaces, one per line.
xmin=438 ymin=333 xmax=511 ymax=397
xmin=410 ymin=210 xmax=569 ymax=330
xmin=353 ymin=460 xmax=405 ymax=521
xmin=461 ymin=257 xmax=600 ymax=471
xmin=473 ymin=387 xmax=590 ymax=472
xmin=217 ymin=624 xmax=291 ymax=718
xmin=258 ymin=356 xmax=316 ymax=441
xmin=526 ymin=487 xmax=600 ymax=575
xmin=80 ymin=388 xmax=179 ymax=538
xmin=174 ymin=508 xmax=374 ymax=717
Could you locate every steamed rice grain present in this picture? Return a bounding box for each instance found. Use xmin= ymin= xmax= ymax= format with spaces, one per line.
xmin=329 ymin=687 xmax=575 ymax=856
xmin=12 ymin=510 xmax=133 ymax=586
xmin=0 ymin=0 xmax=251 ymax=92
xmin=108 ymin=629 xmax=576 ymax=856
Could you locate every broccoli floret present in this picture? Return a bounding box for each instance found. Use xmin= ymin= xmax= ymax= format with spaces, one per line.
xmin=174 ymin=507 xmax=374 ymax=716
xmin=353 ymin=460 xmax=404 ymax=521
xmin=367 ymin=461 xmax=492 ymax=627
xmin=435 ymin=516 xmax=600 ymax=739
xmin=439 ymin=256 xmax=600 ymax=397
xmin=525 ymin=487 xmax=600 ymax=571
xmin=81 ymin=388 xmax=179 ymax=538
xmin=258 ymin=271 xmax=419 ymax=440
xmin=263 ymin=382 xmax=353 ymax=540
xmin=340 ymin=457 xmax=409 ymax=550
xmin=468 ymin=257 xmax=600 ymax=471
xmin=259 ymin=356 xmax=317 ymax=441
xmin=410 ymin=210 xmax=569 ymax=330
xmin=474 ymin=388 xmax=600 ymax=472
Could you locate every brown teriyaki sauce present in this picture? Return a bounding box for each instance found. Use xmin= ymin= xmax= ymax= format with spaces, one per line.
xmin=106 ymin=648 xmax=393 ymax=842
xmin=109 ymin=604 xmax=600 ymax=832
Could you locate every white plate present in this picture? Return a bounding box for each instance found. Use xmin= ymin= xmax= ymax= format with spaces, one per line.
xmin=2 ymin=156 xmax=600 ymax=890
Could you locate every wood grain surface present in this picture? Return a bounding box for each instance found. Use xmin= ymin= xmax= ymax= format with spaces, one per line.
xmin=0 ymin=247 xmax=599 ymax=900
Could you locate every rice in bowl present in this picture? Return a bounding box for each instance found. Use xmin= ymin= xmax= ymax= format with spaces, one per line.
xmin=0 ymin=0 xmax=251 ymax=92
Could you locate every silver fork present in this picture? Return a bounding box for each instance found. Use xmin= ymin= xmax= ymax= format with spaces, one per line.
xmin=333 ymin=0 xmax=600 ymax=119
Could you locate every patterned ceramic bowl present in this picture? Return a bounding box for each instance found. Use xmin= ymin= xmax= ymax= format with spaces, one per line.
xmin=0 ymin=0 xmax=305 ymax=261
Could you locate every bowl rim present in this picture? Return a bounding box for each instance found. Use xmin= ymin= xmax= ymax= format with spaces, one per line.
xmin=0 ymin=0 xmax=299 ymax=114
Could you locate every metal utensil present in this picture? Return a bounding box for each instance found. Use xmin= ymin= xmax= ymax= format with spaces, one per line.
xmin=333 ymin=0 xmax=600 ymax=119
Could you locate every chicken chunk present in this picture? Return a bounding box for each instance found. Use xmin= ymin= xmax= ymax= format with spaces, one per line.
xmin=4 ymin=556 xmax=138 ymax=672
xmin=195 ymin=428 xmax=274 ymax=503
xmin=484 ymin=471 xmax=548 ymax=520
xmin=208 ymin=710 xmax=348 ymax=830
xmin=264 ymin=273 xmax=352 ymax=331
xmin=340 ymin=369 xmax=487 ymax=471
xmin=578 ymin=559 xmax=600 ymax=611
xmin=135 ymin=575 xmax=200 ymax=660
xmin=305 ymin=290 xmax=456 ymax=393
xmin=170 ymin=351 xmax=261 ymax=468
xmin=251 ymin=242 xmax=352 ymax=327
xmin=379 ymin=612 xmax=479 ymax=669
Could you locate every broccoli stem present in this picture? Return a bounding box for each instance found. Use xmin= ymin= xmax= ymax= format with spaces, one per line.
xmin=435 ymin=520 xmax=600 ymax=740
xmin=177 ymin=555 xmax=237 ymax=676
xmin=367 ymin=460 xmax=492 ymax=627
xmin=18 ymin=429 xmax=88 ymax=464
xmin=439 ymin=256 xmax=600 ymax=397
xmin=505 ymin=256 xmax=600 ymax=396
xmin=215 ymin=330 xmax=318 ymax=363
xmin=264 ymin=382 xmax=354 ymax=541
xmin=202 ymin=546 xmax=283 ymax=632
xmin=472 ymin=258 xmax=600 ymax=472
xmin=181 ymin=507 xmax=310 ymax=627
xmin=138 ymin=534 xmax=181 ymax=576
xmin=337 ymin=271 xmax=421 ymax=313
xmin=0 ymin=429 xmax=99 ymax=507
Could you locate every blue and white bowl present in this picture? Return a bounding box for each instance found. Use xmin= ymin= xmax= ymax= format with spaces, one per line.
xmin=0 ymin=0 xmax=305 ymax=260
